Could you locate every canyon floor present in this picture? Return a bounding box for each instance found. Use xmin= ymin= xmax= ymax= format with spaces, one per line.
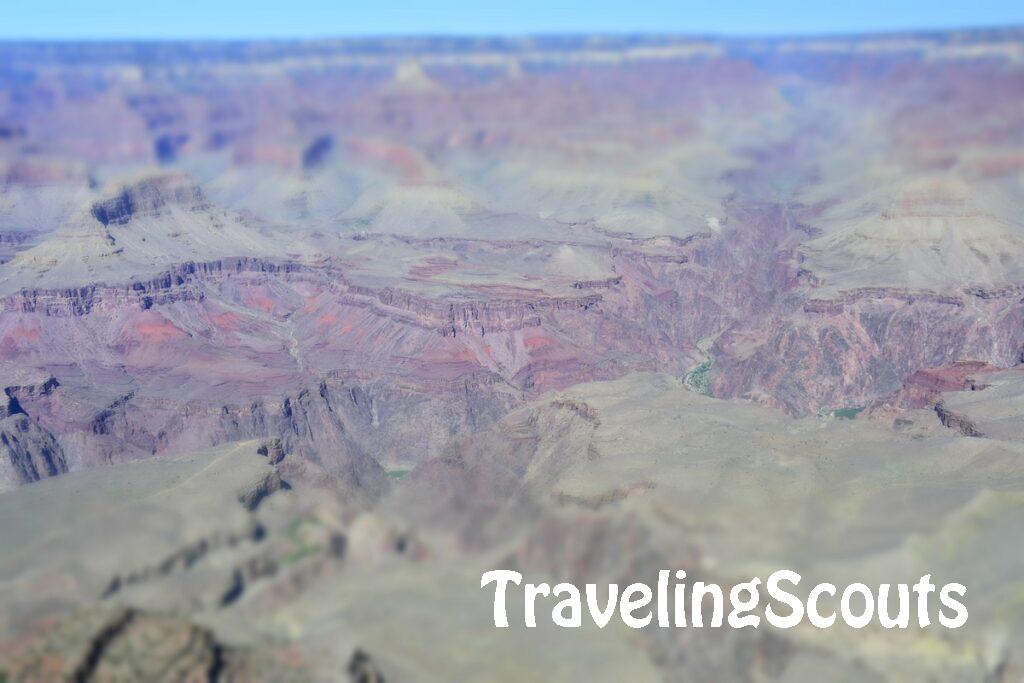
xmin=0 ymin=30 xmax=1023 ymax=682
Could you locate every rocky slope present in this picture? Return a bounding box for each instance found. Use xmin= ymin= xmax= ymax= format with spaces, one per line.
xmin=380 ymin=372 xmax=1024 ymax=681
xmin=3 ymin=373 xmax=1023 ymax=681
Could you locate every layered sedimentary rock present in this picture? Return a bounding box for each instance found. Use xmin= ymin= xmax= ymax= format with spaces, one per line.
xmin=0 ymin=35 xmax=1021 ymax=451
xmin=0 ymin=30 xmax=1023 ymax=681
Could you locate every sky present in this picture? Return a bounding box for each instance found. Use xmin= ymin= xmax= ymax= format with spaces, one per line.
xmin=2 ymin=0 xmax=1022 ymax=40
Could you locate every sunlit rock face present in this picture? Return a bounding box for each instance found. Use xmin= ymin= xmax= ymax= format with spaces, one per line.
xmin=0 ymin=31 xmax=1023 ymax=681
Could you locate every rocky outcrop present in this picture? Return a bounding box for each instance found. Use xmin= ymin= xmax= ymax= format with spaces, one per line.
xmin=302 ymin=134 xmax=334 ymax=171
xmin=236 ymin=469 xmax=289 ymax=510
xmin=0 ymin=413 xmax=67 ymax=487
xmin=1 ymin=607 xmax=305 ymax=683
xmin=102 ymin=518 xmax=267 ymax=598
xmin=64 ymin=381 xmax=390 ymax=498
xmin=256 ymin=438 xmax=287 ymax=464
xmin=933 ymin=401 xmax=985 ymax=437
xmin=874 ymin=360 xmax=1000 ymax=409
xmin=348 ymin=648 xmax=386 ymax=683
xmin=89 ymin=173 xmax=209 ymax=227
xmin=0 ymin=382 xmax=67 ymax=489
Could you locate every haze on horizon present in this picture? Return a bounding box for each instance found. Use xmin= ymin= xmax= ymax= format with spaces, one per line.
xmin=3 ymin=0 xmax=1024 ymax=40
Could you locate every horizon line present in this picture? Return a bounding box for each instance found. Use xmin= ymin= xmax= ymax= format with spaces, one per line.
xmin=1 ymin=24 xmax=1022 ymax=44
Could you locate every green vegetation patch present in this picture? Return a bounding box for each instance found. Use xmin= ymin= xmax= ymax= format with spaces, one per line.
xmin=281 ymin=517 xmax=320 ymax=566
xmin=685 ymin=358 xmax=714 ymax=396
xmin=832 ymin=406 xmax=865 ymax=420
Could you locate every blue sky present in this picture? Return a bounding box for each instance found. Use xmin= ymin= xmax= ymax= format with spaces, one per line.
xmin=2 ymin=0 xmax=1022 ymax=40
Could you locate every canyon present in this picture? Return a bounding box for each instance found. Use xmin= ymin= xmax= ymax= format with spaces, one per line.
xmin=0 ymin=30 xmax=1022 ymax=681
